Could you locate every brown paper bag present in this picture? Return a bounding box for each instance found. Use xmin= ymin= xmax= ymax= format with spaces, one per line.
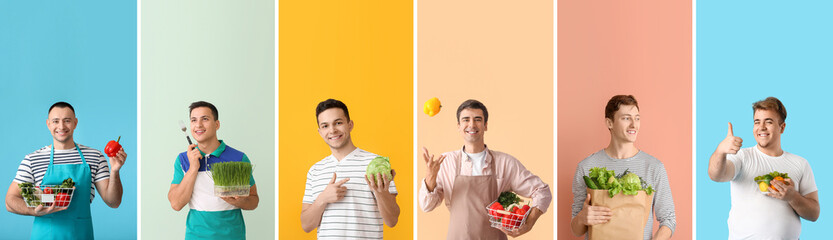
xmin=587 ymin=188 xmax=653 ymax=240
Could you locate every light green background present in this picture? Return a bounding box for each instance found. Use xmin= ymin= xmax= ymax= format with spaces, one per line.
xmin=141 ymin=1 xmax=274 ymax=239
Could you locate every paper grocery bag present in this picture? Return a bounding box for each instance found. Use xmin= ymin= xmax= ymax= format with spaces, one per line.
xmin=587 ymin=188 xmax=653 ymax=240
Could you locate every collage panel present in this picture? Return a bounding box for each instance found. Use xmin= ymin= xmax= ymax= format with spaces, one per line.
xmin=557 ymin=0 xmax=692 ymax=239
xmin=416 ymin=0 xmax=554 ymax=239
xmin=0 ymin=1 xmax=138 ymax=239
xmin=696 ymin=1 xmax=831 ymax=239
xmin=140 ymin=0 xmax=275 ymax=239
xmin=278 ymin=0 xmax=413 ymax=239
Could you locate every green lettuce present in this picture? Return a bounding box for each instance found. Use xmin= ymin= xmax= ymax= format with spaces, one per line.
xmin=586 ymin=168 xmax=654 ymax=198
xmin=366 ymin=156 xmax=393 ymax=184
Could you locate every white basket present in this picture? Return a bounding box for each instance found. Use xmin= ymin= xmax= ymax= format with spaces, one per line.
xmin=485 ymin=200 xmax=531 ymax=231
xmin=214 ymin=185 xmax=250 ymax=197
xmin=20 ymin=185 xmax=75 ymax=208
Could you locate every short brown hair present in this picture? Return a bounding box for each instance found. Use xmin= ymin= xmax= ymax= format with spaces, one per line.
xmin=605 ymin=95 xmax=639 ymax=120
xmin=457 ymin=99 xmax=488 ymax=123
xmin=752 ymin=97 xmax=786 ymax=123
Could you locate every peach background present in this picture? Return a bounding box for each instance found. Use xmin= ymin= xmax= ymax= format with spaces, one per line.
xmin=417 ymin=0 xmax=553 ymax=239
xmin=557 ymin=0 xmax=692 ymax=239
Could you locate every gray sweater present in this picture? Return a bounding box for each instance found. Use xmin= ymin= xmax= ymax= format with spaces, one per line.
xmin=571 ymin=150 xmax=677 ymax=240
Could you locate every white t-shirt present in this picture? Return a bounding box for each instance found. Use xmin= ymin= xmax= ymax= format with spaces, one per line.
xmin=303 ymin=148 xmax=397 ymax=240
xmin=465 ymin=150 xmax=487 ymax=176
xmin=726 ymin=146 xmax=818 ymax=240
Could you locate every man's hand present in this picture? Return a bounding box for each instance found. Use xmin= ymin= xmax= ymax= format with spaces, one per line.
xmin=422 ymin=147 xmax=445 ymax=192
xmin=768 ymin=178 xmax=799 ymax=201
xmin=717 ymin=122 xmax=743 ymax=155
xmin=577 ymin=193 xmax=612 ymax=226
xmin=186 ymin=144 xmax=202 ymax=171
xmin=366 ymin=169 xmax=395 ymax=194
xmin=319 ymin=173 xmax=349 ymax=204
xmin=31 ymin=204 xmax=67 ymax=216
xmin=501 ymin=207 xmax=543 ymax=238
xmin=109 ymin=148 xmax=127 ymax=172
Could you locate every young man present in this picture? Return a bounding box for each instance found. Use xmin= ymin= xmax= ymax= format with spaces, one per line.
xmin=707 ymin=97 xmax=819 ymax=239
xmin=301 ymin=99 xmax=400 ymax=239
xmin=420 ymin=99 xmax=552 ymax=239
xmin=5 ymin=101 xmax=126 ymax=240
xmin=168 ymin=101 xmax=259 ymax=239
xmin=570 ymin=95 xmax=676 ymax=240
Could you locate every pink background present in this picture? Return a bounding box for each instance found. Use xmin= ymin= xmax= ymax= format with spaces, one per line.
xmin=557 ymin=0 xmax=692 ymax=239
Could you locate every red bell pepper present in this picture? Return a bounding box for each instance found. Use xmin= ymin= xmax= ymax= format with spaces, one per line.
xmin=55 ymin=193 xmax=70 ymax=207
xmin=104 ymin=136 xmax=122 ymax=157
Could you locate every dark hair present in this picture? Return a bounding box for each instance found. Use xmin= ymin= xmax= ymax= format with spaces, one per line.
xmin=456 ymin=99 xmax=489 ymax=123
xmin=604 ymin=95 xmax=639 ymax=120
xmin=752 ymin=97 xmax=787 ymax=123
xmin=189 ymin=101 xmax=219 ymax=120
xmin=48 ymin=101 xmax=75 ymax=115
xmin=316 ymin=99 xmax=350 ymax=123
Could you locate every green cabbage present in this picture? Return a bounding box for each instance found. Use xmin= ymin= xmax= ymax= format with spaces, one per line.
xmin=366 ymin=156 xmax=392 ymax=185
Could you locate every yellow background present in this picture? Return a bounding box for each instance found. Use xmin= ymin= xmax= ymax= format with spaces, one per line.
xmin=416 ymin=0 xmax=554 ymax=239
xmin=279 ymin=0 xmax=413 ymax=239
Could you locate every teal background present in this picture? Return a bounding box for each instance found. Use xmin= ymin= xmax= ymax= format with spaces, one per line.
xmin=0 ymin=1 xmax=137 ymax=239
xmin=697 ymin=1 xmax=832 ymax=238
xmin=140 ymin=0 xmax=275 ymax=239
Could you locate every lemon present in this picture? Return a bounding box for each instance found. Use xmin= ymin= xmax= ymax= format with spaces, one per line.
xmin=424 ymin=97 xmax=442 ymax=117
xmin=758 ymin=181 xmax=769 ymax=192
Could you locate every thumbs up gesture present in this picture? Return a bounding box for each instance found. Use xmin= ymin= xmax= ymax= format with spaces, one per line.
xmin=718 ymin=122 xmax=743 ymax=155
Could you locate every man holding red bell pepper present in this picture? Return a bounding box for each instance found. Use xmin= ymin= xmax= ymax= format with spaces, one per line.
xmin=4 ymin=101 xmax=127 ymax=240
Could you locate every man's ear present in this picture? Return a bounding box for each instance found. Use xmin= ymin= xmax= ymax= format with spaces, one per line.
xmin=605 ymin=118 xmax=613 ymax=130
xmin=780 ymin=122 xmax=786 ymax=134
xmin=348 ymin=120 xmax=354 ymax=131
xmin=216 ymin=120 xmax=220 ymax=131
xmin=483 ymin=121 xmax=488 ymax=131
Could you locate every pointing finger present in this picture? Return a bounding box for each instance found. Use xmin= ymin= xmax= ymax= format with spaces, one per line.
xmin=330 ymin=173 xmax=337 ymax=184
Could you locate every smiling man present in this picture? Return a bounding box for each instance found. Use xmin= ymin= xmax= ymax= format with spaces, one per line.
xmin=300 ymin=99 xmax=400 ymax=239
xmin=570 ymin=95 xmax=676 ymax=240
xmin=5 ymin=101 xmax=126 ymax=240
xmin=167 ymin=101 xmax=259 ymax=240
xmin=707 ymin=97 xmax=819 ymax=239
xmin=420 ymin=99 xmax=552 ymax=239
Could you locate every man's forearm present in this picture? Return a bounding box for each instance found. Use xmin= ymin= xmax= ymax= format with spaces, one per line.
xmin=653 ymin=225 xmax=672 ymax=240
xmin=569 ymin=215 xmax=588 ymax=236
xmin=707 ymin=151 xmax=733 ymax=182
xmin=301 ymin=201 xmax=328 ymax=233
xmin=103 ymin=171 xmax=123 ymax=208
xmin=5 ymin=194 xmax=35 ymax=216
xmin=789 ymin=193 xmax=820 ymax=221
xmin=168 ymin=170 xmax=198 ymax=211
xmin=375 ymin=192 xmax=400 ymax=227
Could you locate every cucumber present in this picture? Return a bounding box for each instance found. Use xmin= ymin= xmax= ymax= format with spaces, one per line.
xmin=583 ymin=176 xmax=599 ymax=189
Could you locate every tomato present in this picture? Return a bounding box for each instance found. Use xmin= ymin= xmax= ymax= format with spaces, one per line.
xmin=55 ymin=193 xmax=70 ymax=207
xmin=43 ymin=187 xmax=52 ymax=194
xmin=488 ymin=202 xmax=504 ymax=219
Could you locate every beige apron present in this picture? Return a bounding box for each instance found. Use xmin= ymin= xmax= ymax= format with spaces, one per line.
xmin=447 ymin=151 xmax=505 ymax=240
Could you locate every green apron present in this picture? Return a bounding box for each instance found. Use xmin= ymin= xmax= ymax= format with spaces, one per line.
xmin=31 ymin=143 xmax=94 ymax=240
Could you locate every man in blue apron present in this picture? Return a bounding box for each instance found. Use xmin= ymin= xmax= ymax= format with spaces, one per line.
xmin=168 ymin=101 xmax=259 ymax=240
xmin=5 ymin=101 xmax=127 ymax=240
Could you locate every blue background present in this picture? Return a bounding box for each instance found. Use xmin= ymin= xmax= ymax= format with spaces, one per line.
xmin=697 ymin=1 xmax=831 ymax=239
xmin=0 ymin=1 xmax=137 ymax=239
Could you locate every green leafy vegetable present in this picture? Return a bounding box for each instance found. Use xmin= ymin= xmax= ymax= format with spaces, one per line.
xmin=366 ymin=156 xmax=393 ymax=185
xmin=18 ymin=182 xmax=41 ymax=206
xmin=497 ymin=191 xmax=521 ymax=208
xmin=211 ymin=162 xmax=253 ymax=186
xmin=586 ymin=167 xmax=654 ymax=198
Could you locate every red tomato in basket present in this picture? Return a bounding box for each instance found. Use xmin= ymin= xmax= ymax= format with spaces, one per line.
xmin=43 ymin=187 xmax=52 ymax=194
xmin=56 ymin=193 xmax=70 ymax=207
xmin=488 ymin=202 xmax=504 ymax=219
